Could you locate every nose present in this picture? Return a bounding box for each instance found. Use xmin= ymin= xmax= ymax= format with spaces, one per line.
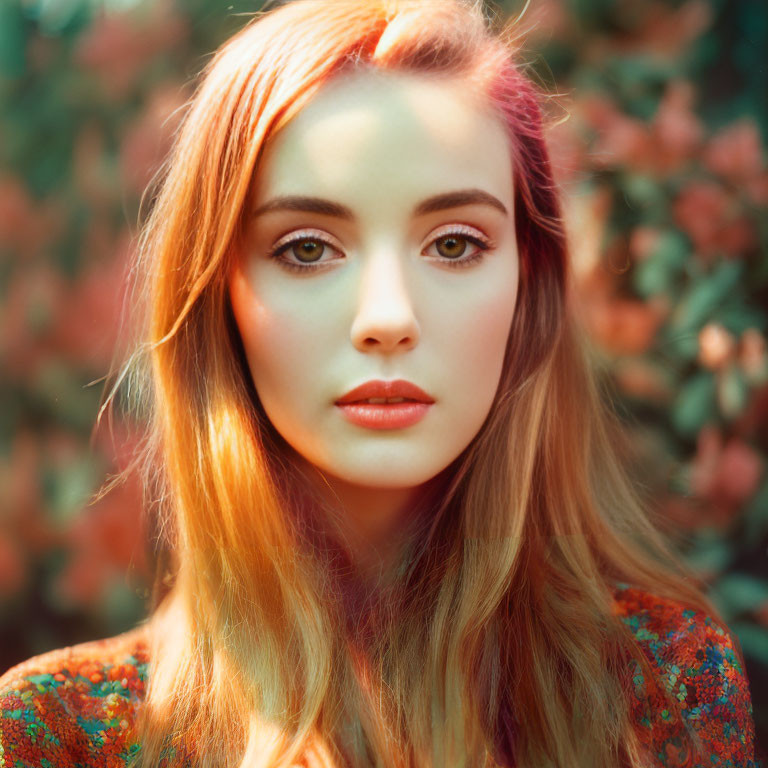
xmin=350 ymin=250 xmax=420 ymax=354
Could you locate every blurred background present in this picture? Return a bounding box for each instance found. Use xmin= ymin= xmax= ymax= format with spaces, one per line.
xmin=0 ymin=0 xmax=766 ymax=755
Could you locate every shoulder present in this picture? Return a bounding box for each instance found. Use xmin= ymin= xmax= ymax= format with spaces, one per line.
xmin=0 ymin=625 xmax=149 ymax=768
xmin=611 ymin=582 xmax=761 ymax=767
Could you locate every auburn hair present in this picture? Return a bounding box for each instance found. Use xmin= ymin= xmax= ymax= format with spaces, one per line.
xmin=99 ymin=0 xmax=729 ymax=765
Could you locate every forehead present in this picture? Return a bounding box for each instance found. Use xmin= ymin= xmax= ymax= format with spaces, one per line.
xmin=253 ymin=69 xmax=513 ymax=216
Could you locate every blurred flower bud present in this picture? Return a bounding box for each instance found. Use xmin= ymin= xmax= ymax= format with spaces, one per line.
xmin=740 ymin=328 xmax=768 ymax=383
xmin=698 ymin=323 xmax=736 ymax=370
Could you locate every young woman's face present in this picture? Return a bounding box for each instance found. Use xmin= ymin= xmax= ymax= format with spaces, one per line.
xmin=229 ymin=70 xmax=518 ymax=491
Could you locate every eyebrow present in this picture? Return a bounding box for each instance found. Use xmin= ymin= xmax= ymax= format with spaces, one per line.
xmin=252 ymin=188 xmax=508 ymax=220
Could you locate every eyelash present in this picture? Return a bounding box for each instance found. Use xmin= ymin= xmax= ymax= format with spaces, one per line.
xmin=266 ymin=225 xmax=495 ymax=273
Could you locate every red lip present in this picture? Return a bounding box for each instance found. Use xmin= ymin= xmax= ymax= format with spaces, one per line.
xmin=335 ymin=379 xmax=435 ymax=405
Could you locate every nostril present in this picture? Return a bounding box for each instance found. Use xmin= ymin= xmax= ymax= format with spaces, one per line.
xmin=363 ymin=335 xmax=413 ymax=347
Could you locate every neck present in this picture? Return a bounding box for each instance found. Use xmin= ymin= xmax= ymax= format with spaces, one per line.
xmin=285 ymin=451 xmax=444 ymax=589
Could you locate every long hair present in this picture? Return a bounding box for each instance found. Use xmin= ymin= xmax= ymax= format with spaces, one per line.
xmin=99 ymin=0 xmax=730 ymax=765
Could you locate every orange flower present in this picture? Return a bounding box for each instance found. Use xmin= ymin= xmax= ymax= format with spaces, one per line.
xmin=587 ymin=296 xmax=666 ymax=356
xmin=614 ymin=359 xmax=672 ymax=402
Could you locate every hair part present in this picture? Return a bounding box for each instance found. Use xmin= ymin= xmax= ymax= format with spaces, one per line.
xmin=96 ymin=1 xmax=730 ymax=765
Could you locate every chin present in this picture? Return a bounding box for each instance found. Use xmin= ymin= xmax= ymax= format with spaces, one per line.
xmin=322 ymin=464 xmax=441 ymax=490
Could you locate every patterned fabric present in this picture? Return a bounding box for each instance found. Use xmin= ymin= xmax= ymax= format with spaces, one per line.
xmin=0 ymin=626 xmax=150 ymax=768
xmin=612 ymin=583 xmax=762 ymax=768
xmin=0 ymin=585 xmax=762 ymax=767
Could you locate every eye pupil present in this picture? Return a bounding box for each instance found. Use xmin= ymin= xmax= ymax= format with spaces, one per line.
xmin=436 ymin=235 xmax=467 ymax=260
xmin=295 ymin=239 xmax=323 ymax=262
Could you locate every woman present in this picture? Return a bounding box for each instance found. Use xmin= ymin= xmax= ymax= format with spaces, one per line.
xmin=0 ymin=0 xmax=760 ymax=766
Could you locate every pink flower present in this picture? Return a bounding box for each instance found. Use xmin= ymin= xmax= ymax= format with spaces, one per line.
xmin=75 ymin=1 xmax=187 ymax=100
xmin=704 ymin=120 xmax=765 ymax=184
xmin=716 ymin=439 xmax=763 ymax=505
xmin=0 ymin=177 xmax=34 ymax=251
xmin=51 ymin=232 xmax=134 ymax=372
xmin=615 ymin=0 xmax=711 ymax=59
xmin=629 ymin=227 xmax=662 ymax=262
xmin=580 ymin=265 xmax=667 ymax=355
xmin=739 ymin=329 xmax=767 ymax=381
xmin=0 ymin=264 xmax=65 ymax=380
xmin=691 ymin=427 xmax=762 ymax=518
xmin=56 ymin=470 xmax=148 ymax=608
xmin=651 ymin=81 xmax=703 ymax=172
xmin=0 ymin=177 xmax=65 ymax=258
xmin=3 ymin=431 xmax=58 ymax=557
xmin=745 ymin=172 xmax=768 ymax=206
xmin=583 ymin=96 xmax=653 ymax=171
xmin=673 ymin=181 xmax=754 ymax=259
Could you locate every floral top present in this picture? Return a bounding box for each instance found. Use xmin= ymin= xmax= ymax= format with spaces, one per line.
xmin=0 ymin=583 xmax=762 ymax=768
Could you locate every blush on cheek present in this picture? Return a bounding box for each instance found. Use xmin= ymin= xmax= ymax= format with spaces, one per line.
xmin=467 ymin=293 xmax=516 ymax=362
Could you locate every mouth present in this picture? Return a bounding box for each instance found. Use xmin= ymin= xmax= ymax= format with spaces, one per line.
xmin=335 ymin=379 xmax=435 ymax=406
xmin=334 ymin=379 xmax=435 ymax=430
xmin=334 ymin=399 xmax=433 ymax=430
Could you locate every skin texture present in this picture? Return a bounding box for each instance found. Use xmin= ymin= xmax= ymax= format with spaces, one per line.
xmin=229 ymin=69 xmax=519 ymax=582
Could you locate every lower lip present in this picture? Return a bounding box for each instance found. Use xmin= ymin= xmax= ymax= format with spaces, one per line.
xmin=335 ymin=402 xmax=432 ymax=429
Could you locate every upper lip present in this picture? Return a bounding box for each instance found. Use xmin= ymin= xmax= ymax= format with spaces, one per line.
xmin=335 ymin=379 xmax=435 ymax=405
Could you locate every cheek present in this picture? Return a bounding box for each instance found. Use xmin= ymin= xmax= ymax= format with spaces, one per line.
xmin=435 ymin=267 xmax=518 ymax=424
xmin=465 ymin=294 xmax=515 ymax=365
xmin=228 ymin=267 xmax=312 ymax=410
